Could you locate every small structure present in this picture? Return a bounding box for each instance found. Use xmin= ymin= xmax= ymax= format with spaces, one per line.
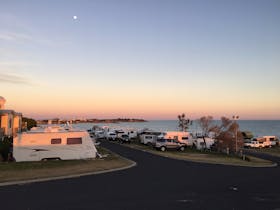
xmin=0 ymin=96 xmax=22 ymax=138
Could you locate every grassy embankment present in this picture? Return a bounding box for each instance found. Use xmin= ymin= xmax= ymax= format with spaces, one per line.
xmin=120 ymin=140 xmax=274 ymax=167
xmin=0 ymin=146 xmax=133 ymax=183
xmin=245 ymin=146 xmax=280 ymax=157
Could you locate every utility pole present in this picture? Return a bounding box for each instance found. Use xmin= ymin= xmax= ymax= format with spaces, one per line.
xmin=232 ymin=115 xmax=239 ymax=153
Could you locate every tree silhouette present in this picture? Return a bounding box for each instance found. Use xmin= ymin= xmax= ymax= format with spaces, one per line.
xmin=22 ymin=117 xmax=37 ymax=130
xmin=178 ymin=113 xmax=191 ymax=132
xmin=198 ymin=116 xmax=214 ymax=137
xmin=210 ymin=117 xmax=243 ymax=154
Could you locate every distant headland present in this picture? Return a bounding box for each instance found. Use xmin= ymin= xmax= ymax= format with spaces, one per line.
xmin=37 ymin=118 xmax=147 ymax=124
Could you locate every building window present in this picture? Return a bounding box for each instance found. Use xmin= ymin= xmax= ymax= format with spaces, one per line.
xmin=67 ymin=137 xmax=82 ymax=145
xmin=51 ymin=138 xmax=62 ymax=144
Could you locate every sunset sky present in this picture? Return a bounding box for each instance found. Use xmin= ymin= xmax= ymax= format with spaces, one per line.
xmin=1 ymin=0 xmax=280 ymax=120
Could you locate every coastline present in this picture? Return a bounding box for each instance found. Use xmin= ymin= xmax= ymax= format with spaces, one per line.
xmin=37 ymin=118 xmax=147 ymax=125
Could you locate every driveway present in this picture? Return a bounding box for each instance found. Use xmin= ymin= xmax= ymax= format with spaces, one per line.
xmin=0 ymin=141 xmax=279 ymax=210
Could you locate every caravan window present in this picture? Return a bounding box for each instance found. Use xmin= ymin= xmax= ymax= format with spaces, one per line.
xmin=51 ymin=138 xmax=62 ymax=144
xmin=67 ymin=138 xmax=82 ymax=145
xmin=182 ymin=137 xmax=189 ymax=140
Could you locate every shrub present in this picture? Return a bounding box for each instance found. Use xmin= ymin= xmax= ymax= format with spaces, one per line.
xmin=0 ymin=137 xmax=13 ymax=161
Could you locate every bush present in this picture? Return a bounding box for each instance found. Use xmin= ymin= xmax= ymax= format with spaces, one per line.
xmin=0 ymin=137 xmax=13 ymax=161
xmin=22 ymin=117 xmax=37 ymax=130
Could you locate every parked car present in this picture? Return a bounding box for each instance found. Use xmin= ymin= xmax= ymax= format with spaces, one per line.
xmin=244 ymin=139 xmax=265 ymax=148
xmin=154 ymin=138 xmax=185 ymax=152
xmin=106 ymin=132 xmax=117 ymax=141
xmin=119 ymin=134 xmax=130 ymax=143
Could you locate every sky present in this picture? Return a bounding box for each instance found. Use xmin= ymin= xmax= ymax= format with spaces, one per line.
xmin=0 ymin=0 xmax=280 ymax=120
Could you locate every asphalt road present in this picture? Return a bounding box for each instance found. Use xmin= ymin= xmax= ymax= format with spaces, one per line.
xmin=0 ymin=141 xmax=280 ymax=210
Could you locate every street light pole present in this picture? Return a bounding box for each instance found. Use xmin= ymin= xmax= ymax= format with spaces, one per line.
xmin=232 ymin=115 xmax=239 ymax=153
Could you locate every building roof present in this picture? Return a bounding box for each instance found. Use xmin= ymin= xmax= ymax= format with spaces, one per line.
xmin=0 ymin=109 xmax=22 ymax=116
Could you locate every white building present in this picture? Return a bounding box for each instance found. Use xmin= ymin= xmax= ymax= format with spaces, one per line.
xmin=0 ymin=96 xmax=22 ymax=138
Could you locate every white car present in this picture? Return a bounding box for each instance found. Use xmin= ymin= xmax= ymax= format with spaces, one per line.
xmin=106 ymin=132 xmax=117 ymax=141
xmin=244 ymin=140 xmax=265 ymax=148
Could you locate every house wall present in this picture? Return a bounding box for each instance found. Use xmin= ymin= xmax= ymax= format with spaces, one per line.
xmin=0 ymin=113 xmax=16 ymax=137
xmin=13 ymin=115 xmax=22 ymax=135
xmin=0 ymin=112 xmax=22 ymax=137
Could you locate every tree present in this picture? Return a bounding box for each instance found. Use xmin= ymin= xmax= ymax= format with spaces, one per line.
xmin=0 ymin=136 xmax=12 ymax=161
xmin=210 ymin=117 xmax=243 ymax=154
xmin=198 ymin=116 xmax=214 ymax=137
xmin=178 ymin=113 xmax=191 ymax=132
xmin=22 ymin=117 xmax=37 ymax=130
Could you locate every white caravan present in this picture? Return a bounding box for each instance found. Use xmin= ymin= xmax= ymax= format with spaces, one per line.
xmin=122 ymin=128 xmax=138 ymax=139
xmin=13 ymin=126 xmax=97 ymax=162
xmin=193 ymin=137 xmax=215 ymax=150
xmin=261 ymin=136 xmax=278 ymax=147
xmin=139 ymin=130 xmax=161 ymax=145
xmin=158 ymin=131 xmax=194 ymax=146
xmin=247 ymin=136 xmax=278 ymax=148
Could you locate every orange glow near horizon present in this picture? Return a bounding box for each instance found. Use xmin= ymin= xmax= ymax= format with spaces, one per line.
xmin=2 ymin=74 xmax=280 ymax=120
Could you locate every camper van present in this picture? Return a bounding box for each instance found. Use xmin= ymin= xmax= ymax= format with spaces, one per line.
xmin=13 ymin=126 xmax=97 ymax=162
xmin=158 ymin=131 xmax=194 ymax=146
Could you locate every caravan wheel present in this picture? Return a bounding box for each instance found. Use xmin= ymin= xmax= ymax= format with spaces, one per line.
xmin=160 ymin=146 xmax=166 ymax=152
xmin=179 ymin=146 xmax=185 ymax=151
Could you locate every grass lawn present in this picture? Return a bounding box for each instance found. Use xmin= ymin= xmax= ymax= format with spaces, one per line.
xmin=0 ymin=146 xmax=133 ymax=183
xmin=120 ymin=141 xmax=274 ymax=167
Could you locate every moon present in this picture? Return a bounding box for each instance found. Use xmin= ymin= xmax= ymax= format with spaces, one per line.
xmin=73 ymin=16 xmax=78 ymax=20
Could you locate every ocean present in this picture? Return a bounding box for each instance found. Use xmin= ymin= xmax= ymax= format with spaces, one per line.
xmin=72 ymin=120 xmax=280 ymax=138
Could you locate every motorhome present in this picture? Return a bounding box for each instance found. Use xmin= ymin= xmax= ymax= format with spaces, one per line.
xmin=158 ymin=131 xmax=194 ymax=146
xmin=13 ymin=126 xmax=97 ymax=162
